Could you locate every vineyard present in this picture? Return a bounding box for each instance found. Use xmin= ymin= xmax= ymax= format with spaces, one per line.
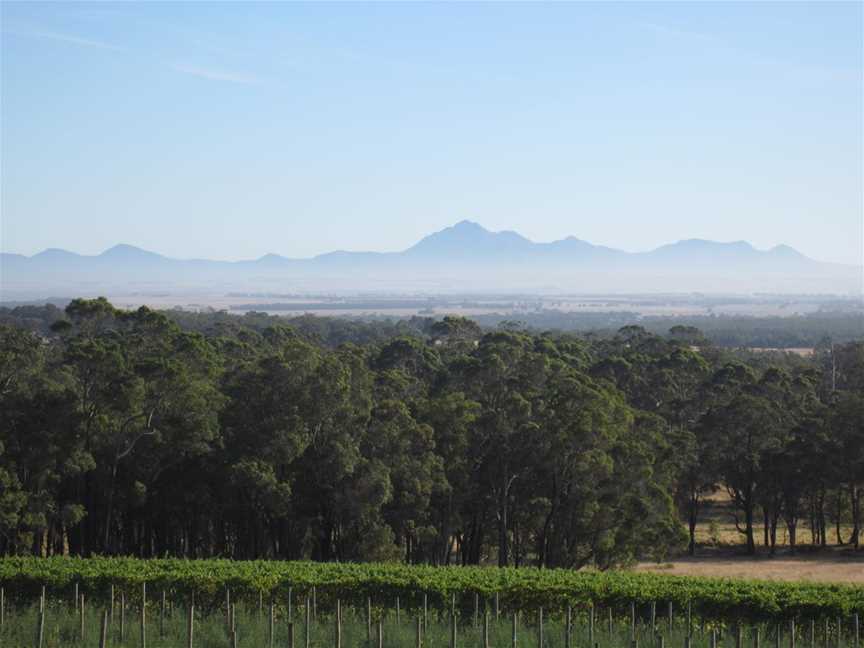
xmin=0 ymin=559 xmax=862 ymax=647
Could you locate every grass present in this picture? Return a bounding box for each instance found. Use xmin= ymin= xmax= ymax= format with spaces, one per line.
xmin=4 ymin=597 xmax=861 ymax=648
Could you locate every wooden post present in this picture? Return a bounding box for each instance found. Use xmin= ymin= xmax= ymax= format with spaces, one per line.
xmin=737 ymin=623 xmax=743 ymax=648
xmin=259 ymin=590 xmax=264 ymax=622
xmin=99 ymin=609 xmax=109 ymax=648
xmin=660 ymin=635 xmax=665 ymax=648
xmin=1 ymin=586 xmax=4 ymax=632
xmin=187 ymin=604 xmax=195 ymax=648
xmin=141 ymin=581 xmax=147 ymax=648
xmin=474 ymin=593 xmax=479 ymax=629
xmin=396 ymin=596 xmax=401 ymax=625
xmin=836 ymin=619 xmax=842 ymax=648
xmin=608 ymin=606 xmax=613 ymax=636
xmin=754 ymin=627 xmax=761 ymax=648
xmin=335 ymin=599 xmax=341 ymax=648
xmin=270 ymin=601 xmax=276 ymax=648
xmin=589 ymin=604 xmax=595 ymax=644
xmin=161 ymin=590 xmax=166 ymax=638
xmin=423 ymin=593 xmax=428 ymax=633
xmin=686 ymin=602 xmax=692 ymax=638
xmin=367 ymin=596 xmax=373 ymax=641
xmin=651 ymin=601 xmax=656 ymax=634
xmin=495 ymin=592 xmax=500 ymax=621
xmin=484 ymin=610 xmax=490 ymax=648
xmin=36 ymin=604 xmax=45 ymax=648
xmin=378 ymin=618 xmax=384 ymax=648
xmin=416 ymin=616 xmax=423 ymax=648
xmin=668 ymin=602 xmax=673 ymax=633
xmin=776 ymin=624 xmax=782 ymax=648
xmin=288 ymin=621 xmax=295 ymax=648
xmin=110 ymin=584 xmax=114 ymax=626
xmin=288 ymin=587 xmax=292 ymax=623
xmin=312 ymin=586 xmax=317 ymax=622
xmin=512 ymin=612 xmax=518 ymax=648
xmin=854 ymin=614 xmax=859 ymax=648
xmin=231 ymin=602 xmax=237 ymax=636
xmin=711 ymin=629 xmax=717 ymax=648
xmin=225 ymin=587 xmax=231 ymax=633
xmin=232 ymin=629 xmax=238 ymax=648
xmin=631 ymin=601 xmax=637 ymax=642
xmin=74 ymin=582 xmax=79 ymax=611
xmin=121 ymin=590 xmax=126 ymax=642
xmin=40 ymin=585 xmax=45 ymax=614
xmin=304 ymin=596 xmax=311 ymax=648
xmin=790 ymin=621 xmax=796 ymax=648
xmin=80 ymin=593 xmax=86 ymax=641
xmin=566 ymin=605 xmax=572 ymax=648
xmin=809 ymin=620 xmax=815 ymax=648
xmin=538 ymin=607 xmax=544 ymax=648
xmin=685 ymin=637 xmax=691 ymax=648
xmin=450 ymin=606 xmax=457 ymax=648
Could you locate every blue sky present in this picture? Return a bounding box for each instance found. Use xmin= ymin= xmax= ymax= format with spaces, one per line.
xmin=2 ymin=2 xmax=862 ymax=264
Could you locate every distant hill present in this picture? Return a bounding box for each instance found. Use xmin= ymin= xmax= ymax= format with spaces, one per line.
xmin=2 ymin=220 xmax=861 ymax=297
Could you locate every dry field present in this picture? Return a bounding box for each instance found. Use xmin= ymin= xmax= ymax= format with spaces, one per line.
xmin=636 ymin=490 xmax=864 ymax=584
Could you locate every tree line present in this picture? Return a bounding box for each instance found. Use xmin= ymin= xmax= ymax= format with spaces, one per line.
xmin=0 ymin=298 xmax=861 ymax=566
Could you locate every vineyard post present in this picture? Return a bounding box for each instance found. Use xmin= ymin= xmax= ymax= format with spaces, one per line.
xmin=288 ymin=587 xmax=292 ymax=623
xmin=396 ymin=596 xmax=400 ymax=625
xmin=160 ymin=589 xmax=166 ymax=638
xmin=608 ymin=607 xmax=613 ymax=636
xmin=836 ymin=619 xmax=842 ymax=648
xmin=589 ymin=603 xmax=595 ymax=644
xmin=684 ymin=636 xmax=690 ymax=648
xmin=631 ymin=601 xmax=636 ymax=641
xmin=512 ymin=612 xmax=517 ymax=648
xmin=566 ymin=605 xmax=572 ymax=648
xmin=538 ymin=607 xmax=544 ymax=648
xmin=40 ymin=585 xmax=45 ymax=613
xmin=474 ymin=593 xmax=479 ymax=629
xmin=231 ymin=629 xmax=238 ymax=648
xmin=651 ymin=602 xmax=656 ymax=634
xmin=854 ymin=614 xmax=859 ymax=648
xmin=312 ymin=586 xmax=317 ymax=622
xmin=809 ymin=620 xmax=815 ymax=648
xmin=304 ymin=595 xmax=311 ymax=648
xmin=335 ymin=599 xmax=341 ymax=648
xmin=109 ymin=585 xmax=114 ymax=626
xmin=754 ymin=627 xmax=760 ymax=648
xmin=225 ymin=587 xmax=231 ymax=633
xmin=288 ymin=621 xmax=294 ymax=648
xmin=496 ymin=592 xmax=500 ymax=621
xmin=35 ymin=600 xmax=45 ymax=648
xmin=0 ymin=585 xmax=4 ymax=632
xmin=450 ymin=605 xmax=457 ymax=648
xmin=668 ymin=602 xmax=673 ymax=634
xmin=484 ymin=610 xmax=490 ymax=648
xmin=367 ymin=596 xmax=372 ymax=641
xmin=259 ymin=590 xmax=263 ymax=623
xmin=736 ymin=623 xmax=743 ymax=648
xmin=74 ymin=581 xmax=79 ymax=612
xmin=270 ymin=601 xmax=276 ymax=648
xmin=775 ymin=624 xmax=781 ymax=648
xmin=416 ymin=616 xmax=422 ymax=648
xmin=121 ymin=590 xmax=126 ymax=642
xmin=423 ymin=593 xmax=428 ymax=633
xmin=659 ymin=634 xmax=665 ymax=648
xmin=141 ymin=581 xmax=147 ymax=648
xmin=377 ymin=618 xmax=384 ymax=648
xmin=711 ymin=628 xmax=717 ymax=648
xmin=451 ymin=591 xmax=456 ymax=622
xmin=186 ymin=602 xmax=194 ymax=648
xmin=80 ymin=592 xmax=86 ymax=641
xmin=790 ymin=620 xmax=795 ymax=648
xmin=686 ymin=602 xmax=692 ymax=639
xmin=99 ymin=609 xmax=109 ymax=648
xmin=824 ymin=618 xmax=829 ymax=648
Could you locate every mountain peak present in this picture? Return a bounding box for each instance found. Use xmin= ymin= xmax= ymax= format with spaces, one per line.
xmin=99 ymin=244 xmax=165 ymax=261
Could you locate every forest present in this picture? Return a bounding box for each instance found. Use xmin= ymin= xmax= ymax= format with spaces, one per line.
xmin=0 ymin=298 xmax=861 ymax=567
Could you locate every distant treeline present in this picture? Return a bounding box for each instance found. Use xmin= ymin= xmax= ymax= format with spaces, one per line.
xmin=0 ymin=298 xmax=861 ymax=566
xmin=1 ymin=303 xmax=862 ymax=348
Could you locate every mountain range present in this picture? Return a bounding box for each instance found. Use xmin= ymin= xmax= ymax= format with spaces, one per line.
xmin=2 ymin=221 xmax=861 ymax=297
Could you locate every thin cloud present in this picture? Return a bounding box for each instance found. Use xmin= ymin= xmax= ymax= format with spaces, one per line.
xmin=8 ymin=29 xmax=123 ymax=51
xmin=170 ymin=63 xmax=262 ymax=85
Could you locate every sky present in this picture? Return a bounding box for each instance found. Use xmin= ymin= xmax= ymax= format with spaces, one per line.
xmin=1 ymin=2 xmax=862 ymax=265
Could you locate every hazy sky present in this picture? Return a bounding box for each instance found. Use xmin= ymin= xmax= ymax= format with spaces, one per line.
xmin=2 ymin=2 xmax=862 ymax=264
